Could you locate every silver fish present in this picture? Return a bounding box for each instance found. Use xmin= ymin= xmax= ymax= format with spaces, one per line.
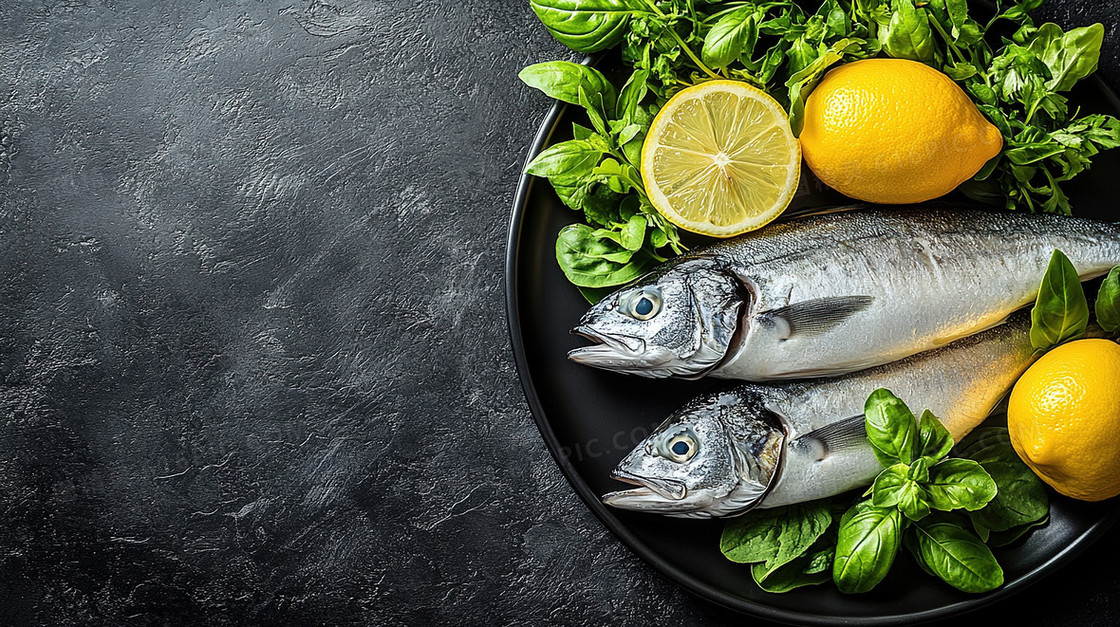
xmin=601 ymin=316 xmax=1037 ymax=518
xmin=570 ymin=206 xmax=1120 ymax=380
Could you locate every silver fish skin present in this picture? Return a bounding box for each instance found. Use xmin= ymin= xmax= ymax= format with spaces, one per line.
xmin=601 ymin=316 xmax=1037 ymax=519
xmin=569 ymin=206 xmax=1120 ymax=380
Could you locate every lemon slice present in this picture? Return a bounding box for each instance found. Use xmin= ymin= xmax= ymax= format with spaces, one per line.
xmin=641 ymin=80 xmax=800 ymax=237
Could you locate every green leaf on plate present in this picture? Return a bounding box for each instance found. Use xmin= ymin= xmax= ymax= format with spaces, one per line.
xmin=1029 ymin=249 xmax=1089 ymax=351
xmin=1095 ymin=267 xmax=1120 ymax=334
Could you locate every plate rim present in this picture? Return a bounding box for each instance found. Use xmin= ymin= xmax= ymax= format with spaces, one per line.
xmin=504 ymin=66 xmax=1120 ymax=627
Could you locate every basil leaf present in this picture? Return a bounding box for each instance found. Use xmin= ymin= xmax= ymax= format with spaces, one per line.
xmin=580 ymin=185 xmax=625 ymax=226
xmin=556 ymin=224 xmax=652 ymax=287
xmin=702 ymin=6 xmax=759 ymax=69
xmin=899 ymin=492 xmax=931 ymax=521
xmin=926 ymin=459 xmax=997 ymax=512
xmin=751 ymin=555 xmax=831 ymax=593
xmin=591 ymin=157 xmax=634 ymax=194
xmin=944 ymin=0 xmax=968 ymax=39
xmin=1015 ymin=0 xmax=1047 ymax=12
xmin=871 ymin=464 xmax=911 ymax=507
xmin=958 ymin=428 xmax=1049 ymax=532
xmin=526 ymin=139 xmax=604 ymax=181
xmin=969 ymin=460 xmax=1048 ymax=531
xmin=917 ymin=410 xmax=953 ymax=462
xmin=616 ymin=68 xmax=650 ymax=128
xmin=1096 ymin=267 xmax=1120 ymax=334
xmin=529 ymin=0 xmax=645 ymax=53
xmin=615 ymin=123 xmax=642 ymax=148
xmin=622 ymin=139 xmax=643 ymax=171
xmin=907 ymin=456 xmax=931 ymax=482
xmin=586 ymin=132 xmax=612 ymax=153
xmin=864 ymin=388 xmax=919 ymax=466
xmin=620 ymin=215 xmax=647 ymax=251
xmin=721 ymin=502 xmax=833 ymax=576
xmin=1029 ymin=249 xmax=1090 ymax=350
xmin=578 ymin=85 xmax=611 ymax=137
xmin=821 ymin=0 xmax=850 ymax=38
xmin=986 ymin=515 xmax=1049 ymax=547
xmin=879 ymin=0 xmax=934 ymax=63
xmin=872 ymin=464 xmax=931 ymax=521
xmin=852 ymin=0 xmax=890 ymax=24
xmin=833 ymin=500 xmax=903 ymax=593
xmin=955 ymin=426 xmax=1013 ymax=465
xmin=1025 ymin=23 xmax=1105 ymax=92
xmin=551 ymin=180 xmax=583 ymax=210
xmin=804 ymin=543 xmax=836 ymax=575
xmin=903 ymin=528 xmax=936 ymax=577
xmin=571 ymin=122 xmax=595 ymax=141
xmin=944 ymin=61 xmax=978 ymax=80
xmin=909 ymin=521 xmax=1004 ymax=593
xmin=756 ymin=39 xmax=792 ymax=84
xmin=576 ymin=285 xmax=615 ymax=305
xmin=787 ymin=39 xmax=819 ymax=78
xmin=519 ymin=61 xmax=618 ymax=115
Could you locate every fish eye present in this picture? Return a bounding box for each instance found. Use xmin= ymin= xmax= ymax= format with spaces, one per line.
xmin=623 ymin=287 xmax=661 ymax=321
xmin=657 ymin=426 xmax=698 ymax=463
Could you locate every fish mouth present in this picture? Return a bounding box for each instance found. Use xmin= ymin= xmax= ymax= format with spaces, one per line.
xmin=603 ymin=469 xmax=687 ymax=506
xmin=568 ymin=326 xmax=646 ymax=364
xmin=601 ymin=487 xmax=670 ymax=510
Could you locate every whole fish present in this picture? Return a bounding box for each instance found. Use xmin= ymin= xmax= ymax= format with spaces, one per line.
xmin=601 ymin=316 xmax=1037 ymax=518
xmin=569 ymin=206 xmax=1120 ymax=380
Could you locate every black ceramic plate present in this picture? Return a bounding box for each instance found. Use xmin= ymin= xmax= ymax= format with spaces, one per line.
xmin=506 ymin=60 xmax=1120 ymax=624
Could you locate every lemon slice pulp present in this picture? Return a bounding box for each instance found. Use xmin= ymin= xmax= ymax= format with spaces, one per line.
xmin=641 ymin=80 xmax=800 ymax=237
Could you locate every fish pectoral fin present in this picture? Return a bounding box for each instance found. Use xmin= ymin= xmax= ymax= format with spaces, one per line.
xmin=791 ymin=414 xmax=867 ymax=461
xmin=763 ymin=296 xmax=875 ymax=340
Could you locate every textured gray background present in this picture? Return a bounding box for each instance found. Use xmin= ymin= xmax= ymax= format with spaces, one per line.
xmin=0 ymin=0 xmax=1118 ymax=625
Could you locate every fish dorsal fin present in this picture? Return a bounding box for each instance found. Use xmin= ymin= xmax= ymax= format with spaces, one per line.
xmin=764 ymin=296 xmax=875 ymax=340
xmin=790 ymin=415 xmax=867 ymax=461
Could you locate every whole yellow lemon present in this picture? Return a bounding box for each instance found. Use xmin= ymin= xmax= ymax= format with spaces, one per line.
xmin=799 ymin=59 xmax=1003 ymax=204
xmin=1007 ymin=339 xmax=1120 ymax=501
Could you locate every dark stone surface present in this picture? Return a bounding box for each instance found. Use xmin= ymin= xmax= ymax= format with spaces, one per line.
xmin=0 ymin=0 xmax=1118 ymax=624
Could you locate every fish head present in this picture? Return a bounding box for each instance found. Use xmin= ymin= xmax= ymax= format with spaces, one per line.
xmin=568 ymin=259 xmax=745 ymax=378
xmin=602 ymin=390 xmax=785 ymax=518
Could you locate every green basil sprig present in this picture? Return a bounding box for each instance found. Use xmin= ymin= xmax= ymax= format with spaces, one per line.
xmin=832 ymin=389 xmax=1001 ymax=593
xmin=521 ymin=60 xmax=684 ymax=299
